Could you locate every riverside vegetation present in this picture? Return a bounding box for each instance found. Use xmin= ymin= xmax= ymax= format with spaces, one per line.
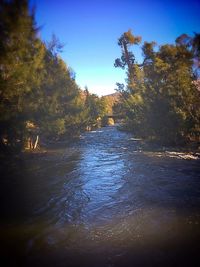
xmin=0 ymin=0 xmax=110 ymax=154
xmin=114 ymin=30 xmax=200 ymax=146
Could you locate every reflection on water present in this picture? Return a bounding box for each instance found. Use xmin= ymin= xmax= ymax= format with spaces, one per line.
xmin=1 ymin=126 xmax=200 ymax=266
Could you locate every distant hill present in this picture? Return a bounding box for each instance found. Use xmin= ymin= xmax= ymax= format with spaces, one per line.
xmin=102 ymin=92 xmax=121 ymax=115
xmin=79 ymin=90 xmax=121 ymax=115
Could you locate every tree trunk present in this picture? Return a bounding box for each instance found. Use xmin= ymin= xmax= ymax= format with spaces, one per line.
xmin=33 ymin=135 xmax=39 ymax=149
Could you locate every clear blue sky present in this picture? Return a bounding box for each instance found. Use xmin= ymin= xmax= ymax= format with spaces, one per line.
xmin=30 ymin=0 xmax=200 ymax=96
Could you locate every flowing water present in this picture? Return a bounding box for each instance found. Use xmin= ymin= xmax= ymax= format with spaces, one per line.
xmin=1 ymin=126 xmax=200 ymax=266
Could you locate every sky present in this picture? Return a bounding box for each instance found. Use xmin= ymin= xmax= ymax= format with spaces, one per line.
xmin=30 ymin=0 xmax=200 ymax=96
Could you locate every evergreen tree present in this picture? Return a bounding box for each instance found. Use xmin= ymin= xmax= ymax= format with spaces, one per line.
xmin=115 ymin=31 xmax=200 ymax=144
xmin=0 ymin=0 xmax=44 ymax=151
xmin=0 ymin=0 xmax=101 ymax=152
xmin=83 ymin=87 xmax=107 ymax=128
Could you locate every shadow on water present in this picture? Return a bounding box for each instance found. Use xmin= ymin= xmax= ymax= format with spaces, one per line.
xmin=1 ymin=126 xmax=200 ymax=266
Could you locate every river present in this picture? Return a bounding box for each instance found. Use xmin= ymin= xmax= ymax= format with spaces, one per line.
xmin=1 ymin=126 xmax=200 ymax=266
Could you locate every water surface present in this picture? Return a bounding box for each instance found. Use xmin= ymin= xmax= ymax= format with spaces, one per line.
xmin=1 ymin=126 xmax=200 ymax=266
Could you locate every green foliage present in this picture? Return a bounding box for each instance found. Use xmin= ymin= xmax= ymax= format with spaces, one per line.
xmin=32 ymin=46 xmax=82 ymax=140
xmin=82 ymin=88 xmax=108 ymax=128
xmin=115 ymin=30 xmax=200 ymax=144
xmin=0 ymin=0 xmax=44 ymax=150
xmin=0 ymin=0 xmax=105 ymax=152
xmin=114 ymin=29 xmax=141 ymax=73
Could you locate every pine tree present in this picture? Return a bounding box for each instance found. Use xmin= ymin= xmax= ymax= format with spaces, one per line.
xmin=0 ymin=0 xmax=44 ymax=151
xmin=114 ymin=31 xmax=200 ymax=144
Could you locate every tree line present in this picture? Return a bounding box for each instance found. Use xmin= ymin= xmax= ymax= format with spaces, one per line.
xmin=114 ymin=30 xmax=200 ymax=145
xmin=0 ymin=0 xmax=108 ymax=153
